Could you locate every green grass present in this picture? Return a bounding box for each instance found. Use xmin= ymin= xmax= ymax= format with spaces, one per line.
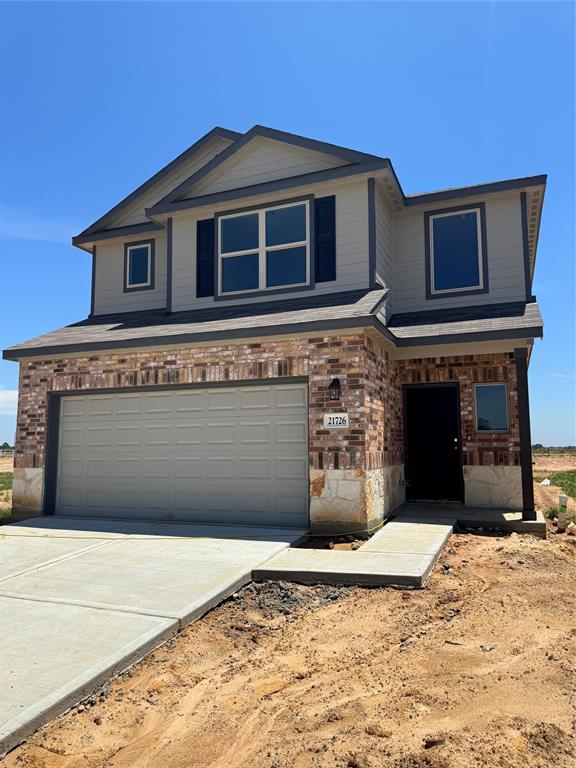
xmin=543 ymin=470 xmax=576 ymax=500
xmin=0 ymin=472 xmax=12 ymax=492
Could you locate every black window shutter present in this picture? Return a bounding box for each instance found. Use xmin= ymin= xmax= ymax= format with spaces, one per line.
xmin=196 ymin=218 xmax=215 ymax=297
xmin=314 ymin=196 xmax=336 ymax=282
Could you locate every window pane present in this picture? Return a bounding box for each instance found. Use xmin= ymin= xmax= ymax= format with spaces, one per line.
xmin=128 ymin=246 xmax=149 ymax=285
xmin=266 ymin=204 xmax=307 ymax=247
xmin=432 ymin=211 xmax=480 ymax=291
xmin=221 ymin=213 xmax=259 ymax=253
xmin=266 ymin=246 xmax=307 ymax=288
xmin=221 ymin=253 xmax=259 ymax=292
xmin=476 ymin=385 xmax=508 ymax=431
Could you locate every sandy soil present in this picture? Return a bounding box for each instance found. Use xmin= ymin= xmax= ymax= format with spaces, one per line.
xmin=0 ymin=456 xmax=13 ymax=514
xmin=0 ymin=456 xmax=13 ymax=473
xmin=532 ymin=454 xmax=576 ymax=518
xmin=533 ymin=453 xmax=576 ymax=474
xmin=5 ymin=527 xmax=575 ymax=768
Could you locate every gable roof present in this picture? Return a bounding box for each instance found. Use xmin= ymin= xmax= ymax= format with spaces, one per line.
xmin=75 ymin=127 xmax=242 ymax=239
xmin=152 ymin=125 xmax=385 ymax=208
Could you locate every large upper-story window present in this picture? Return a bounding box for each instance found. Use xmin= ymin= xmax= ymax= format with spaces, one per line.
xmin=217 ymin=199 xmax=310 ymax=295
xmin=425 ymin=204 xmax=488 ymax=298
xmin=124 ymin=240 xmax=154 ymax=292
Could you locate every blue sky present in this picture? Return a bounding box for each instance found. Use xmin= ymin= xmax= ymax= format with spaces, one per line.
xmin=0 ymin=1 xmax=574 ymax=445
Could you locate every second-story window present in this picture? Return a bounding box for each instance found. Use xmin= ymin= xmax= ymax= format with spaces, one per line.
xmin=124 ymin=240 xmax=154 ymax=292
xmin=217 ymin=200 xmax=310 ymax=295
xmin=425 ymin=204 xmax=487 ymax=297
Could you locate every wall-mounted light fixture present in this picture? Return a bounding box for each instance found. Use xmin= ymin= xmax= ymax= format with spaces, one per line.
xmin=328 ymin=378 xmax=341 ymax=401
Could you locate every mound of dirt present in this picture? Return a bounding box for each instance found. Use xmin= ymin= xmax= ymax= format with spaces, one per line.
xmin=5 ymin=530 xmax=576 ymax=768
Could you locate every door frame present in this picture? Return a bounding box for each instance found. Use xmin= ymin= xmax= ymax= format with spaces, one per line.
xmin=43 ymin=376 xmax=310 ymax=521
xmin=402 ymin=382 xmax=465 ymax=503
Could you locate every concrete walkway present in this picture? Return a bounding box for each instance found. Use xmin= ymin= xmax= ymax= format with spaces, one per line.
xmin=0 ymin=517 xmax=304 ymax=755
xmin=253 ymin=517 xmax=455 ymax=587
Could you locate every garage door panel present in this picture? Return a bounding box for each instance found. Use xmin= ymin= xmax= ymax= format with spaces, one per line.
xmin=174 ymin=391 xmax=206 ymax=412
xmin=116 ymin=426 xmax=141 ymax=446
xmin=276 ymin=457 xmax=308 ymax=480
xmin=276 ymin=385 xmax=307 ymax=408
xmin=239 ymin=422 xmax=271 ymax=444
xmin=87 ymin=428 xmax=113 ymax=447
xmin=207 ymin=423 xmax=237 ymax=444
xmin=144 ymin=458 xmax=171 ymax=478
xmin=208 ymin=389 xmax=237 ymax=411
xmin=59 ymin=458 xmax=83 ymax=479
xmin=87 ymin=397 xmax=115 ymax=417
xmin=61 ymin=398 xmax=85 ymax=418
xmin=241 ymin=387 xmax=271 ymax=410
xmin=111 ymin=458 xmax=140 ymax=478
xmin=175 ymin=424 xmax=203 ymax=445
xmin=115 ymin=395 xmax=145 ymax=415
xmin=144 ymin=393 xmax=172 ymax=413
xmin=60 ymin=427 xmax=84 ymax=448
xmin=86 ymin=459 xmax=111 ymax=478
xmin=276 ymin=421 xmax=307 ymax=443
xmin=56 ymin=383 xmax=309 ymax=526
xmin=144 ymin=425 xmax=172 ymax=445
xmin=240 ymin=456 xmax=271 ymax=479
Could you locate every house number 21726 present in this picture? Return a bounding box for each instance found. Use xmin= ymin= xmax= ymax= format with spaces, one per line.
xmin=323 ymin=413 xmax=349 ymax=428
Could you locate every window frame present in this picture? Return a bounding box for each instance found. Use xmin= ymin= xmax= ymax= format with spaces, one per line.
xmin=123 ymin=239 xmax=155 ymax=293
xmin=424 ymin=202 xmax=489 ymax=299
xmin=215 ymin=196 xmax=314 ymax=299
xmin=473 ymin=383 xmax=510 ymax=434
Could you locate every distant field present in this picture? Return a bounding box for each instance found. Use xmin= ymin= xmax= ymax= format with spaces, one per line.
xmin=532 ymin=453 xmax=576 ymax=474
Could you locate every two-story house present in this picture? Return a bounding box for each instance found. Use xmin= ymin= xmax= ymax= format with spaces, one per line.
xmin=4 ymin=126 xmax=545 ymax=534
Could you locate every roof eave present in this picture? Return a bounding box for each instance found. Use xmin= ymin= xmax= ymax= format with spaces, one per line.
xmin=73 ymin=127 xmax=242 ymax=241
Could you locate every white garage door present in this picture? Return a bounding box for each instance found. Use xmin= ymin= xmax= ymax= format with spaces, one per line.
xmin=55 ymin=382 xmax=309 ymax=527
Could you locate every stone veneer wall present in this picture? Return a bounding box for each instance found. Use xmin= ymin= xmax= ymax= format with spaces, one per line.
xmin=12 ymin=333 xmax=393 ymax=532
xmin=398 ymin=352 xmax=523 ymax=509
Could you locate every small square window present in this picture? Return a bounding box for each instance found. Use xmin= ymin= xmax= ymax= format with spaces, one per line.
xmin=125 ymin=241 xmax=153 ymax=291
xmin=475 ymin=384 xmax=509 ymax=432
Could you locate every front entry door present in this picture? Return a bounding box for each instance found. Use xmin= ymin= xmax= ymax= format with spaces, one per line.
xmin=404 ymin=384 xmax=463 ymax=502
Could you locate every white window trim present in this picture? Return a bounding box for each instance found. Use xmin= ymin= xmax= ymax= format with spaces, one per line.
xmin=126 ymin=243 xmax=152 ymax=289
xmin=473 ymin=383 xmax=510 ymax=433
xmin=217 ymin=200 xmax=311 ymax=296
xmin=430 ymin=207 xmax=484 ymax=295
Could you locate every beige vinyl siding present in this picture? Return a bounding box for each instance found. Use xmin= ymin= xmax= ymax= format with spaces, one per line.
xmin=171 ymin=178 xmax=370 ymax=311
xmin=392 ymin=191 xmax=526 ymax=314
xmin=374 ymin=180 xmax=395 ymax=318
xmin=109 ymin=136 xmax=234 ymax=229
xmin=93 ymin=231 xmax=167 ymax=315
xmin=188 ymin=137 xmax=347 ymax=198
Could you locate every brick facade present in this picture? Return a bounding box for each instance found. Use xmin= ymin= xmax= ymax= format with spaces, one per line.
xmin=12 ymin=334 xmax=526 ymax=529
xmin=398 ymin=352 xmax=521 ymax=468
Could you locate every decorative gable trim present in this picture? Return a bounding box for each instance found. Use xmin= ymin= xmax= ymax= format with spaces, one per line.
xmin=146 ymin=159 xmax=391 ymax=217
xmin=153 ymin=125 xmax=384 ymax=208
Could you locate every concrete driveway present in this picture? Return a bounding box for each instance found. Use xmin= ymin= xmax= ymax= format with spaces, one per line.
xmin=0 ymin=516 xmax=305 ymax=755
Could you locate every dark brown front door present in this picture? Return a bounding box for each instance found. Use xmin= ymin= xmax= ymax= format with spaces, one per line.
xmin=404 ymin=384 xmax=463 ymax=502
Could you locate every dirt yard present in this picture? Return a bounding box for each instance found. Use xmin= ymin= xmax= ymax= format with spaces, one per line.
xmin=5 ymin=524 xmax=575 ymax=768
xmin=533 ymin=453 xmax=576 ymax=518
xmin=0 ymin=456 xmax=13 ymax=515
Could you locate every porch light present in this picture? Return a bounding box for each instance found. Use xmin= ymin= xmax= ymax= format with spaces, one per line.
xmin=328 ymin=378 xmax=341 ymax=401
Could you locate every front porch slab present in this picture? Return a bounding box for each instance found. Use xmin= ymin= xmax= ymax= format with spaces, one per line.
xmin=392 ymin=504 xmax=547 ymax=538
